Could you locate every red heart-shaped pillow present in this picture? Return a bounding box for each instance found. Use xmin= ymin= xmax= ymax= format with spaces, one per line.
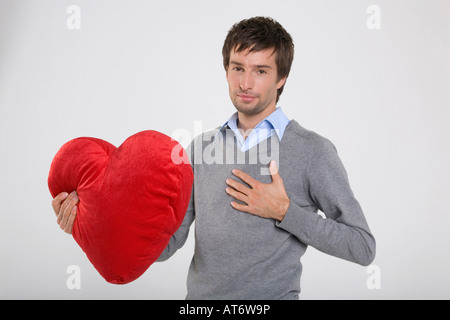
xmin=48 ymin=131 xmax=193 ymax=284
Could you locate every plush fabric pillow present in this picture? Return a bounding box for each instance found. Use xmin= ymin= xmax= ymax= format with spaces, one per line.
xmin=48 ymin=130 xmax=193 ymax=284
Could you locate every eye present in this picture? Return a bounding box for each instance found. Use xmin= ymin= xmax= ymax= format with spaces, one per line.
xmin=257 ymin=70 xmax=267 ymax=75
xmin=233 ymin=67 xmax=244 ymax=72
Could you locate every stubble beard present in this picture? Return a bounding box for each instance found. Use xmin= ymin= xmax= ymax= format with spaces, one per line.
xmin=231 ymin=94 xmax=272 ymax=117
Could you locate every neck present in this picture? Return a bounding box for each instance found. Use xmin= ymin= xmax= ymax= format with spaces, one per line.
xmin=237 ymin=105 xmax=277 ymax=140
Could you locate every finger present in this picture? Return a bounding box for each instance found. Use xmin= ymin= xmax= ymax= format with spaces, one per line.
xmin=62 ymin=206 xmax=77 ymax=234
xmin=60 ymin=203 xmax=74 ymax=232
xmin=58 ymin=191 xmax=75 ymax=220
xmin=269 ymin=161 xmax=282 ymax=183
xmin=58 ymin=191 xmax=79 ymax=225
xmin=232 ymin=169 xmax=258 ymax=188
xmin=230 ymin=201 xmax=252 ymax=213
xmin=59 ymin=195 xmax=78 ymax=227
xmin=52 ymin=192 xmax=69 ymax=216
xmin=226 ymin=178 xmax=252 ymax=196
xmin=226 ymin=187 xmax=248 ymax=203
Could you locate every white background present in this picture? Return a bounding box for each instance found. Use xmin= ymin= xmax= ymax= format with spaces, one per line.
xmin=0 ymin=0 xmax=449 ymax=299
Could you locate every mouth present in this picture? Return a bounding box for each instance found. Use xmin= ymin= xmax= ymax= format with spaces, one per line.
xmin=237 ymin=94 xmax=257 ymax=103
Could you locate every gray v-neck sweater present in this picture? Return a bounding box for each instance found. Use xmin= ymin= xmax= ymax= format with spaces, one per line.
xmin=158 ymin=120 xmax=375 ymax=300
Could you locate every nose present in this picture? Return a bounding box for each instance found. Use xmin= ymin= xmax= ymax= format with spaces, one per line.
xmin=240 ymin=71 xmax=254 ymax=91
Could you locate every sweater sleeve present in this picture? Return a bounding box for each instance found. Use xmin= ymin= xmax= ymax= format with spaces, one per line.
xmin=276 ymin=138 xmax=376 ymax=266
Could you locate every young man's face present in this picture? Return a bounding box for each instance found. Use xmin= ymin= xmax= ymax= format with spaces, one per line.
xmin=226 ymin=47 xmax=286 ymax=117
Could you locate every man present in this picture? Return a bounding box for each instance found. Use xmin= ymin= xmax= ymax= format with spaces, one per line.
xmin=52 ymin=17 xmax=375 ymax=300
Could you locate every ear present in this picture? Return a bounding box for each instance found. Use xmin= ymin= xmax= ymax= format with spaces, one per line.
xmin=276 ymin=76 xmax=287 ymax=90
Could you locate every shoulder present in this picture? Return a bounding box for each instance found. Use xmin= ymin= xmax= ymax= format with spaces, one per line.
xmin=192 ymin=126 xmax=222 ymax=144
xmin=285 ymin=121 xmax=348 ymax=177
xmin=187 ymin=126 xmax=222 ymax=151
xmin=284 ymin=120 xmax=337 ymax=155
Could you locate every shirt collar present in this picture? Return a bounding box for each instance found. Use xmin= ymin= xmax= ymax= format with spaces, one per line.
xmin=218 ymin=107 xmax=290 ymax=141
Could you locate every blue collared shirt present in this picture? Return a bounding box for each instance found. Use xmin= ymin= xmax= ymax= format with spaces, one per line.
xmin=217 ymin=107 xmax=290 ymax=152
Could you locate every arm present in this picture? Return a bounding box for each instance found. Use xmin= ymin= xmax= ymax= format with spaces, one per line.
xmin=226 ymin=140 xmax=375 ymax=266
xmin=277 ymin=139 xmax=376 ymax=266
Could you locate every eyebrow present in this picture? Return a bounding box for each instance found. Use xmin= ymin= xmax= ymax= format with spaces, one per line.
xmin=230 ymin=60 xmax=272 ymax=69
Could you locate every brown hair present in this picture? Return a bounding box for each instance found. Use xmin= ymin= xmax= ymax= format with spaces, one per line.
xmin=222 ymin=17 xmax=295 ymax=102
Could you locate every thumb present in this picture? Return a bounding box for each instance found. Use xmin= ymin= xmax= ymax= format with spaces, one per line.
xmin=269 ymin=160 xmax=281 ymax=183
